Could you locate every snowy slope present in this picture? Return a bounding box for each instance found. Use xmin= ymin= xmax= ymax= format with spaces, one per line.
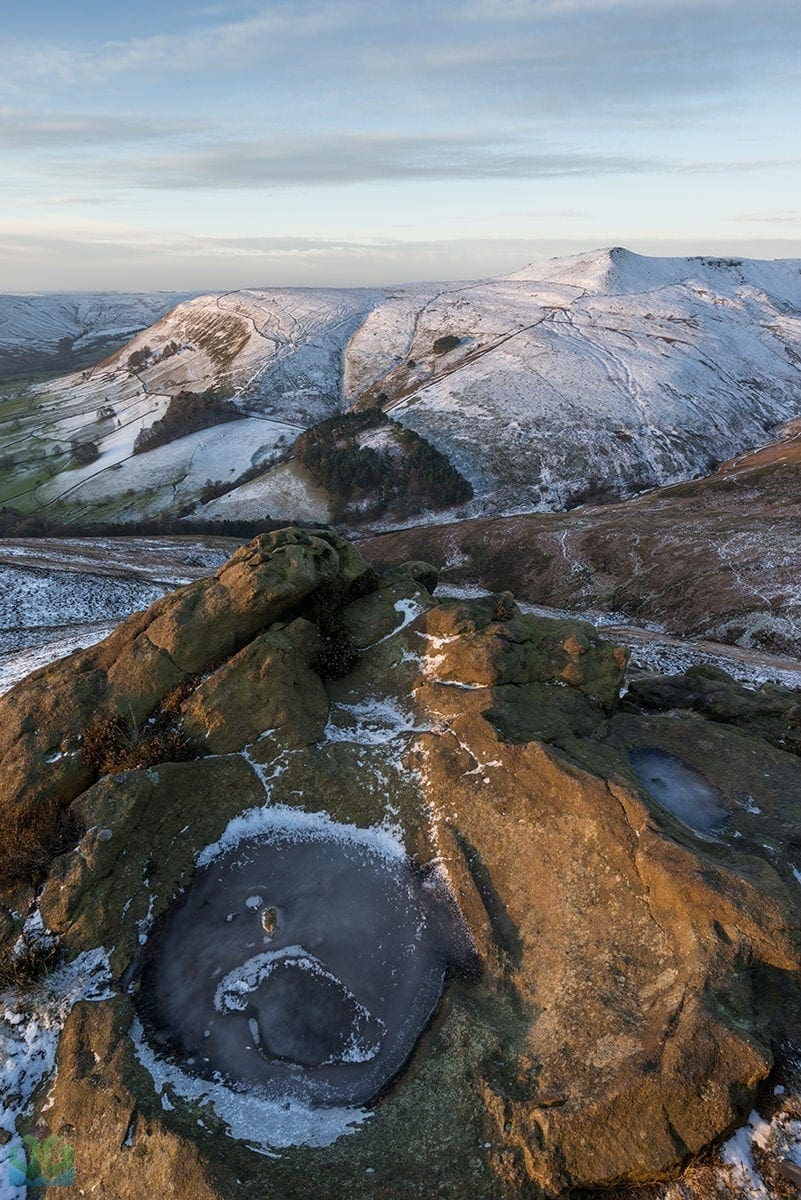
xmin=0 ymin=288 xmax=382 ymax=519
xmin=2 ymin=249 xmax=800 ymax=523
xmin=0 ymin=291 xmax=194 ymax=377
xmin=86 ymin=286 xmax=384 ymax=423
xmin=346 ymin=247 xmax=801 ymax=513
xmin=0 ymin=536 xmax=235 ymax=693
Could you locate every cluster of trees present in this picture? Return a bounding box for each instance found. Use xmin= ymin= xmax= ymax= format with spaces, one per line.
xmin=294 ymin=408 xmax=472 ymax=523
xmin=127 ymin=341 xmax=181 ymax=373
xmin=127 ymin=345 xmax=152 ymax=371
xmin=70 ymin=440 xmax=100 ymax=466
xmin=133 ymin=388 xmax=241 ymax=455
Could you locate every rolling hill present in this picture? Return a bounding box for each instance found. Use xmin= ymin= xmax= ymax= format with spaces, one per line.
xmin=0 ymin=290 xmax=195 ymax=381
xmin=1 ymin=248 xmax=799 ymax=526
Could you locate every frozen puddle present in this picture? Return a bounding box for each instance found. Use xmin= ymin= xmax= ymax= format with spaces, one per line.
xmin=629 ymin=748 xmax=729 ymax=833
xmin=137 ymin=831 xmax=471 ymax=1109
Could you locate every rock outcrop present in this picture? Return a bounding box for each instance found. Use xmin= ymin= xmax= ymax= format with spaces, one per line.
xmin=0 ymin=527 xmax=365 ymax=883
xmin=1 ymin=528 xmax=800 ymax=1200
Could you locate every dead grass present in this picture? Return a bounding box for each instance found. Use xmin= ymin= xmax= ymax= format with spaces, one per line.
xmin=0 ymin=682 xmax=202 ymax=893
xmin=0 ymin=938 xmax=62 ymax=989
xmin=0 ymin=802 xmax=84 ymax=890
xmin=81 ymin=681 xmax=200 ymax=777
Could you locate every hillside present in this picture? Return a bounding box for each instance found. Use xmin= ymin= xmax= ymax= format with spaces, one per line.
xmin=1 ymin=248 xmax=800 ymax=524
xmin=0 ymin=291 xmax=194 ymax=381
xmin=361 ymin=421 xmax=801 ymax=658
xmin=348 ymin=247 xmax=801 ymax=514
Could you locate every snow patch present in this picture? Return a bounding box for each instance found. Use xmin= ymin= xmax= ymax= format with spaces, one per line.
xmin=196 ymin=803 xmax=406 ymax=870
xmin=0 ymin=950 xmax=112 ymax=1199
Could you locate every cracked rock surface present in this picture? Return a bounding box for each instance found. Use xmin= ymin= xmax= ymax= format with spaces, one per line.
xmin=1 ymin=528 xmax=800 ymax=1199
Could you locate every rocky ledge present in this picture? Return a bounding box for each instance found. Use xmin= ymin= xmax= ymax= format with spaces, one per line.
xmin=0 ymin=527 xmax=799 ymax=1199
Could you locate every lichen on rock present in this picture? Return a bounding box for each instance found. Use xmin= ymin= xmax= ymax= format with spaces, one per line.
xmin=1 ymin=527 xmax=800 ymax=1200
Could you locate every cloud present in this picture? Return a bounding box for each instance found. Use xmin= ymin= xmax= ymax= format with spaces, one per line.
xmin=730 ymin=210 xmax=801 ymax=225
xmin=6 ymin=0 xmax=799 ymax=118
xmin=72 ymin=132 xmax=663 ymax=189
xmin=0 ymin=110 xmax=200 ymax=150
xmin=4 ymin=2 xmax=367 ymax=87
xmin=29 ymin=130 xmax=799 ymax=192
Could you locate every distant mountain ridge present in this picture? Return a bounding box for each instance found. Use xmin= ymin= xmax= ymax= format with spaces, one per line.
xmin=0 ymin=248 xmax=799 ymax=525
xmin=0 ymin=291 xmax=196 ymax=379
xmin=507 ymin=244 xmax=801 ymax=297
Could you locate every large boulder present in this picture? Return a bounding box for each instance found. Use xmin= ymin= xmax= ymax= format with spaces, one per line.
xmin=423 ymin=597 xmax=628 ymax=709
xmin=181 ymin=618 xmax=328 ymax=753
xmin=2 ymin=531 xmax=800 ymax=1200
xmin=0 ymin=528 xmax=367 ymax=883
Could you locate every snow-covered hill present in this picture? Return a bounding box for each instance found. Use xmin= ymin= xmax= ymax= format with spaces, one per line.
xmin=0 ymin=291 xmax=195 ymax=379
xmin=2 ymin=248 xmax=800 ymax=524
xmin=347 ymin=247 xmax=801 ymax=513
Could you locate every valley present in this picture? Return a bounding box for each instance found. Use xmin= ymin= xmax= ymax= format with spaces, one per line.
xmin=1 ymin=248 xmax=799 ymax=531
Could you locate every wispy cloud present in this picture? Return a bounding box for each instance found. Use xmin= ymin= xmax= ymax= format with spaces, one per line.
xmin=0 ymin=110 xmax=200 ymax=150
xmin=6 ymin=0 xmax=799 ymax=113
xmin=730 ymin=210 xmax=801 ymax=225
xmin=5 ymin=2 xmax=367 ymax=87
xmin=116 ymin=133 xmax=664 ymax=188
xmin=25 ymin=131 xmax=800 ymax=192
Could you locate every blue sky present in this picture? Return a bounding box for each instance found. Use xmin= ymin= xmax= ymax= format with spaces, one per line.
xmin=2 ymin=0 xmax=800 ymax=290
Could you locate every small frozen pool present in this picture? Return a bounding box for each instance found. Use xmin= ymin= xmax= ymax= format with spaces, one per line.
xmin=137 ymin=829 xmax=472 ymax=1108
xmin=628 ymin=747 xmax=729 ymax=834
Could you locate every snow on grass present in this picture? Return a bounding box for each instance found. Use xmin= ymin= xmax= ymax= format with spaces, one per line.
xmin=0 ymin=950 xmax=112 ymax=1200
xmin=0 ymin=564 xmax=164 ymax=647
xmin=0 ymin=293 xmax=192 ymax=361
xmin=0 ymin=622 xmax=118 ymax=696
xmin=199 ymin=460 xmax=331 ymax=524
xmin=36 ymin=417 xmax=297 ymax=521
xmin=624 ymin=637 xmax=801 ymax=691
xmin=0 ymin=537 xmax=233 ymax=694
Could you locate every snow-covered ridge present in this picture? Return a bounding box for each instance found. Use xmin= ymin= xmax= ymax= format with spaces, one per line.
xmin=0 ymin=291 xmax=195 ymax=373
xmin=506 ymin=244 xmax=801 ymax=299
xmin=2 ymin=248 xmax=800 ymax=523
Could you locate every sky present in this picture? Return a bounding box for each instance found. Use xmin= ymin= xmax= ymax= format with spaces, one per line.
xmin=2 ymin=0 xmax=801 ymax=291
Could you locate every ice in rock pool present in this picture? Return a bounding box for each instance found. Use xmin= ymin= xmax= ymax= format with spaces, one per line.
xmin=136 ymin=830 xmax=472 ymax=1107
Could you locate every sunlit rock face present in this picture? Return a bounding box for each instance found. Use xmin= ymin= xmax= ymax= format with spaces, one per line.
xmin=628 ymin=747 xmax=729 ymax=833
xmin=5 ymin=530 xmax=801 ymax=1200
xmin=138 ymin=831 xmax=472 ymax=1107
